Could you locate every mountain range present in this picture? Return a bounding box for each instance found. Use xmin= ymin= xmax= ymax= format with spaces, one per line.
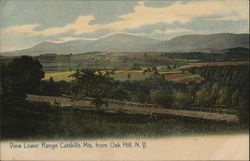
xmin=1 ymin=33 xmax=249 ymax=56
xmin=155 ymin=33 xmax=249 ymax=52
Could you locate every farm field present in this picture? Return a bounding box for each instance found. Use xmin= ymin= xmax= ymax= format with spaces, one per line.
xmin=43 ymin=71 xmax=152 ymax=82
xmin=43 ymin=68 xmax=202 ymax=82
xmin=111 ymin=71 xmax=152 ymax=81
xmin=43 ymin=70 xmax=155 ymax=81
xmin=43 ymin=71 xmax=75 ymax=81
xmin=44 ymin=61 xmax=249 ymax=83
xmin=163 ymin=73 xmax=204 ymax=84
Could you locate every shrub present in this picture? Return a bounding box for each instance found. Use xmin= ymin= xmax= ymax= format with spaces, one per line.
xmin=149 ymin=90 xmax=173 ymax=108
xmin=237 ymin=98 xmax=249 ymax=125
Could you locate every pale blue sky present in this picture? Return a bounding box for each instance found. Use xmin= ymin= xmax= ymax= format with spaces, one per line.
xmin=1 ymin=0 xmax=249 ymax=51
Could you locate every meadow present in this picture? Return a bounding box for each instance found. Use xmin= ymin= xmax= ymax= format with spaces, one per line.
xmin=43 ymin=68 xmax=202 ymax=83
xmin=43 ymin=70 xmax=154 ymax=81
xmin=43 ymin=71 xmax=75 ymax=82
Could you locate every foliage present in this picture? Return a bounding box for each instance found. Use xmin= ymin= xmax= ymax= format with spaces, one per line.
xmin=187 ymin=65 xmax=249 ymax=94
xmin=149 ymin=90 xmax=173 ymax=108
xmin=237 ymin=98 xmax=249 ymax=125
xmin=162 ymin=48 xmax=249 ymax=62
xmin=35 ymin=78 xmax=72 ymax=96
xmin=195 ymin=87 xmax=213 ymax=107
xmin=172 ymin=89 xmax=193 ymax=107
xmin=1 ymin=56 xmax=44 ymax=109
xmin=70 ymin=69 xmax=113 ymax=109
xmin=188 ymin=65 xmax=249 ymax=123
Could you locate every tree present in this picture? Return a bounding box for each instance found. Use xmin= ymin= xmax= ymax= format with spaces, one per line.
xmin=229 ymin=90 xmax=239 ymax=107
xmin=152 ymin=66 xmax=157 ymax=72
xmin=195 ymin=87 xmax=211 ymax=107
xmin=108 ymin=86 xmax=128 ymax=101
xmin=1 ymin=56 xmax=44 ymax=108
xmin=216 ymin=87 xmax=230 ymax=106
xmin=9 ymin=56 xmax=44 ymax=93
xmin=154 ymin=70 xmax=159 ymax=76
xmin=147 ymin=67 xmax=151 ymax=72
xmin=127 ymin=73 xmax=131 ymax=79
xmin=237 ymin=98 xmax=249 ymax=125
xmin=37 ymin=77 xmax=61 ymax=96
xmin=70 ymin=69 xmax=112 ymax=110
xmin=172 ymin=89 xmax=193 ymax=107
xmin=149 ymin=90 xmax=173 ymax=108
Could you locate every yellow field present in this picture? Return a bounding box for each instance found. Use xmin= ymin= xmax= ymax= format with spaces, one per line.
xmin=43 ymin=71 xmax=75 ymax=82
xmin=43 ymin=70 xmax=153 ymax=82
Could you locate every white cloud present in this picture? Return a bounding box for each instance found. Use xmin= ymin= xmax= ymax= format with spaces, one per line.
xmin=2 ymin=15 xmax=101 ymax=37
xmin=2 ymin=0 xmax=248 ymax=37
xmin=205 ymin=16 xmax=247 ymax=21
xmin=2 ymin=24 xmax=40 ymax=36
xmin=33 ymin=15 xmax=101 ymax=36
xmin=0 ymin=45 xmax=24 ymax=52
xmin=105 ymin=0 xmax=249 ymax=30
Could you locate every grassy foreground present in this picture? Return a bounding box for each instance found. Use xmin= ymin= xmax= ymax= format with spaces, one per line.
xmin=1 ymin=102 xmax=248 ymax=140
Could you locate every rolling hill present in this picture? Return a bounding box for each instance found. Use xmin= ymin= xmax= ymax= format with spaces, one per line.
xmin=155 ymin=33 xmax=249 ymax=52
xmin=1 ymin=33 xmax=249 ymax=56
xmin=89 ymin=33 xmax=161 ymax=52
xmin=0 ymin=33 xmax=161 ymax=56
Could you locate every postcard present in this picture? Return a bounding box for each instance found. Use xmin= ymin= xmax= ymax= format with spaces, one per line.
xmin=0 ymin=0 xmax=249 ymax=160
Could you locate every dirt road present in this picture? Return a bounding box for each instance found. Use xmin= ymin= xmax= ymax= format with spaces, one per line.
xmin=26 ymin=94 xmax=239 ymax=122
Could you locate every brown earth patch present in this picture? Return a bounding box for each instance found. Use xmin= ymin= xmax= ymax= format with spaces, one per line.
xmin=164 ymin=73 xmax=192 ymax=80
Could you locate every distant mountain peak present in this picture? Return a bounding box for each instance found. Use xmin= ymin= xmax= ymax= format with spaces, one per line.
xmin=99 ymin=32 xmax=141 ymax=39
xmin=97 ymin=32 xmax=159 ymax=42
xmin=155 ymin=33 xmax=249 ymax=52
xmin=32 ymin=41 xmax=58 ymax=47
xmin=1 ymin=33 xmax=249 ymax=56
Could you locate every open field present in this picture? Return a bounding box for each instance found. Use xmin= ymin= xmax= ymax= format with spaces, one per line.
xmin=43 ymin=70 xmax=154 ymax=81
xmin=164 ymin=73 xmax=193 ymax=80
xmin=43 ymin=71 xmax=75 ymax=81
xmin=43 ymin=71 xmax=152 ymax=81
xmin=111 ymin=71 xmax=152 ymax=81
xmin=43 ymin=69 xmax=200 ymax=82
xmin=163 ymin=73 xmax=205 ymax=84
